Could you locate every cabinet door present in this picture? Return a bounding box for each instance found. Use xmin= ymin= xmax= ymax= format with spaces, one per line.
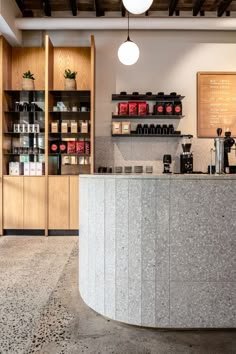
xmin=24 ymin=177 xmax=46 ymax=229
xmin=3 ymin=176 xmax=23 ymax=229
xmin=69 ymin=176 xmax=79 ymax=230
xmin=48 ymin=176 xmax=69 ymax=229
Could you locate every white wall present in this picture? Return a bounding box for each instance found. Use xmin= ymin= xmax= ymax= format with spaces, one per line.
xmin=23 ymin=30 xmax=236 ymax=173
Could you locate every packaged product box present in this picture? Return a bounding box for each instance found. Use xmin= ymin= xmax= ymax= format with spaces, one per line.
xmin=50 ymin=141 xmax=59 ymax=153
xmin=71 ymin=121 xmax=78 ymax=133
xmin=51 ymin=121 xmax=58 ymax=133
xmin=59 ymin=141 xmax=67 ymax=154
xmin=138 ymin=102 xmax=148 ymax=115
xmin=76 ymin=141 xmax=85 ymax=154
xmin=14 ymin=124 xmax=20 ymax=133
xmin=118 ymin=102 xmax=129 ymax=115
xmin=62 ymin=156 xmax=71 ymax=165
xmin=128 ymin=102 xmax=138 ymax=116
xmin=27 ymin=124 xmax=34 ymax=133
xmin=9 ymin=162 xmax=23 ymax=176
xmin=81 ymin=121 xmax=88 ymax=133
xmin=70 ymin=156 xmax=77 ymax=164
xmin=61 ymin=121 xmax=68 ymax=133
xmin=84 ymin=141 xmax=90 ymax=154
xmin=112 ymin=121 xmax=121 ymax=134
xmin=24 ymin=162 xmax=30 ymax=175
xmin=34 ymin=124 xmax=40 ymax=133
xmin=29 ymin=162 xmax=36 ymax=176
xmin=36 ymin=162 xmax=45 ymax=176
xmin=122 ymin=121 xmax=131 ymax=134
xmin=67 ymin=141 xmax=76 ymax=154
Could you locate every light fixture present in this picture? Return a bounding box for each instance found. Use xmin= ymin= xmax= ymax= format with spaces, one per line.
xmin=122 ymin=0 xmax=153 ymax=14
xmin=118 ymin=12 xmax=140 ymax=66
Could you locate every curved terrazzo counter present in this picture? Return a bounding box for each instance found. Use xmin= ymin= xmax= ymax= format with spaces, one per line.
xmin=79 ymin=174 xmax=236 ymax=328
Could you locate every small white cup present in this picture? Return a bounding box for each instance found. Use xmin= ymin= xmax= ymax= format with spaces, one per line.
xmin=81 ymin=107 xmax=88 ymax=112
xmin=72 ymin=106 xmax=78 ymax=112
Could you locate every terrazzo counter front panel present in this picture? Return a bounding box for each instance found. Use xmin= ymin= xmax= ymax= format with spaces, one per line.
xmin=79 ymin=174 xmax=236 ymax=328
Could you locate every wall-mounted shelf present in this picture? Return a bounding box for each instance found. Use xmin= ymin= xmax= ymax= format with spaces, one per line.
xmin=112 ymin=94 xmax=185 ymax=101
xmin=112 ymin=114 xmax=184 ymax=119
xmin=112 ymin=134 xmax=193 ymax=138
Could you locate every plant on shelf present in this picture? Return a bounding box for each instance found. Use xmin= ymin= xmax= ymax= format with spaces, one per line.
xmin=22 ymin=70 xmax=35 ymax=90
xmin=64 ymin=68 xmax=77 ymax=90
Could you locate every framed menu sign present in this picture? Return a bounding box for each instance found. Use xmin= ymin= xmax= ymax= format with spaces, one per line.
xmin=197 ymin=72 xmax=236 ymax=137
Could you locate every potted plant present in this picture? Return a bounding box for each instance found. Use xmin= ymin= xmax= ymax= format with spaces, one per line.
xmin=22 ymin=70 xmax=35 ymax=90
xmin=64 ymin=69 xmax=77 ymax=90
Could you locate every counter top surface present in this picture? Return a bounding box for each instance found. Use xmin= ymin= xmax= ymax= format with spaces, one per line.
xmin=80 ymin=173 xmax=236 ymax=180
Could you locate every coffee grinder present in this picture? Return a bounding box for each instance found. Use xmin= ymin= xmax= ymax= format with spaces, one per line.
xmin=180 ymin=136 xmax=193 ymax=173
xmin=163 ymin=154 xmax=172 ymax=173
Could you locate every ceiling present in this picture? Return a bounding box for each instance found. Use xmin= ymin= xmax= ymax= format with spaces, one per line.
xmin=14 ymin=0 xmax=236 ymax=18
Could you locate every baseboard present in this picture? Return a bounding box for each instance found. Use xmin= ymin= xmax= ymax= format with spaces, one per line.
xmin=4 ymin=229 xmax=45 ymax=236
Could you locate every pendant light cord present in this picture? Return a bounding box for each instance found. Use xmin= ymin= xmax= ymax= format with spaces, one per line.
xmin=127 ymin=11 xmax=130 ymax=41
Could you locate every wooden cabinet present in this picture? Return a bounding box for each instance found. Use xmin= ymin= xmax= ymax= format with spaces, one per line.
xmin=48 ymin=176 xmax=69 ymax=230
xmin=47 ymin=176 xmax=79 ymax=231
xmin=3 ymin=176 xmax=46 ymax=231
xmin=24 ymin=177 xmax=46 ymax=229
xmin=0 ymin=35 xmax=95 ymax=235
xmin=3 ymin=176 xmax=24 ymax=229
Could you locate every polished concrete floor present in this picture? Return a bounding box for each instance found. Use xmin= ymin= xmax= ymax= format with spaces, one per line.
xmin=0 ymin=236 xmax=235 ymax=354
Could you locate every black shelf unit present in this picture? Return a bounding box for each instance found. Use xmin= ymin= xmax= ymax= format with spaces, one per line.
xmin=112 ymin=94 xmax=185 ymax=101
xmin=112 ymin=134 xmax=193 ymax=138
xmin=4 ymin=153 xmax=44 ymax=156
xmin=4 ymin=132 xmax=44 ymax=136
xmin=48 ymin=90 xmax=91 ymax=175
xmin=49 ymin=153 xmax=90 ymax=157
xmin=49 ymin=132 xmax=90 ymax=138
xmin=49 ymin=111 xmax=90 ymax=120
xmin=112 ymin=114 xmax=184 ymax=119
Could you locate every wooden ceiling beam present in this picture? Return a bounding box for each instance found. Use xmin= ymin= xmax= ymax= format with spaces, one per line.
xmin=192 ymin=0 xmax=205 ymax=16
xmin=169 ymin=0 xmax=179 ymax=16
xmin=15 ymin=0 xmax=34 ymax=17
xmin=94 ymin=0 xmax=105 ymax=17
xmin=15 ymin=0 xmax=25 ymax=13
xmin=217 ymin=0 xmax=233 ymax=17
xmin=42 ymin=0 xmax=51 ymax=17
xmin=70 ymin=0 xmax=77 ymax=16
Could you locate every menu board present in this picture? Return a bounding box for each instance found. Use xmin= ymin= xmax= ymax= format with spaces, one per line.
xmin=197 ymin=72 xmax=236 ymax=137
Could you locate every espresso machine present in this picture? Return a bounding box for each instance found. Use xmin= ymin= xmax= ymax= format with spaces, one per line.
xmin=180 ymin=136 xmax=193 ymax=173
xmin=212 ymin=128 xmax=235 ymax=174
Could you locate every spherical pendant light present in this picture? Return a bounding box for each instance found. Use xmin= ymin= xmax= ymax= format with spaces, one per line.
xmin=122 ymin=0 xmax=153 ymax=14
xmin=118 ymin=38 xmax=140 ymax=65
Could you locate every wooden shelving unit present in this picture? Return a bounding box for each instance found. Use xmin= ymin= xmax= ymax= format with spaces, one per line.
xmin=0 ymin=34 xmax=95 ymax=236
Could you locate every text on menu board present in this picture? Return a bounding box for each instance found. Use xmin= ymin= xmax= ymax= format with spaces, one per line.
xmin=197 ymin=72 xmax=236 ymax=137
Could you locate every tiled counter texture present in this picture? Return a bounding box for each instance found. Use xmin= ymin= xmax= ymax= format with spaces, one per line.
xmin=79 ymin=174 xmax=236 ymax=328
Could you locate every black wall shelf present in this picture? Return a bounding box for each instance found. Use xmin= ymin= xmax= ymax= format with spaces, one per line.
xmin=112 ymin=94 xmax=184 ymax=101
xmin=112 ymin=114 xmax=184 ymax=119
xmin=112 ymin=134 xmax=193 ymax=138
